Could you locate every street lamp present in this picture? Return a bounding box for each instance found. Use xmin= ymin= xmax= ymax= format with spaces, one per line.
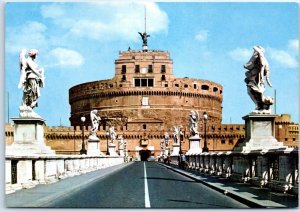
xmin=80 ymin=116 xmax=87 ymax=154
xmin=106 ymin=131 xmax=110 ymax=155
xmin=203 ymin=112 xmax=209 ymax=152
xmin=180 ymin=130 xmax=185 ymax=154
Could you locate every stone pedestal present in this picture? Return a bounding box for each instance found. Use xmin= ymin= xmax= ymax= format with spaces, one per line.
xmin=108 ymin=143 xmax=118 ymax=156
xmin=186 ymin=135 xmax=202 ymax=155
xmin=171 ymin=143 xmax=180 ymax=156
xmin=234 ymin=114 xmax=286 ymax=153
xmin=165 ymin=147 xmax=170 ymax=156
xmin=6 ymin=117 xmax=55 ymax=156
xmin=118 ymin=147 xmax=124 ymax=156
xmin=87 ymin=136 xmax=102 ymax=156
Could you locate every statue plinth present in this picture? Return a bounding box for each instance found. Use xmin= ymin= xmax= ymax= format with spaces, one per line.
xmin=87 ymin=136 xmax=103 ymax=156
xmin=234 ymin=114 xmax=286 ymax=153
xmin=118 ymin=147 xmax=124 ymax=156
xmin=6 ymin=117 xmax=55 ymax=156
xmin=171 ymin=143 xmax=180 ymax=156
xmin=186 ymin=135 xmax=202 ymax=155
xmin=108 ymin=143 xmax=118 ymax=156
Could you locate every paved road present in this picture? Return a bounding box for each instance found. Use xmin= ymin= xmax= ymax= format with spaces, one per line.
xmin=43 ymin=162 xmax=248 ymax=208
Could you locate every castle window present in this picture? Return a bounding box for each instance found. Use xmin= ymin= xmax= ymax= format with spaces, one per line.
xmin=165 ymin=84 xmax=168 ymax=87
xmin=229 ymin=140 xmax=233 ymax=145
xmin=201 ymin=85 xmax=209 ymax=90
xmin=175 ymin=84 xmax=179 ymax=87
xmin=143 ymin=124 xmax=147 ymax=129
xmin=221 ymin=140 xmax=226 ymax=144
xmin=293 ymin=138 xmax=296 ymax=141
xmin=122 ymin=65 xmax=126 ymax=74
xmin=148 ymin=79 xmax=154 ymax=87
xmin=194 ymin=84 xmax=197 ymax=89
xmin=135 ymin=79 xmax=141 ymax=87
xmin=161 ymin=75 xmax=166 ymax=81
xmin=141 ymin=79 xmax=147 ymax=87
xmin=122 ymin=75 xmax=126 ymax=81
xmin=148 ymin=65 xmax=153 ymax=73
xmin=184 ymin=84 xmax=188 ymax=88
xmin=161 ymin=65 xmax=166 ymax=73
xmin=134 ymin=78 xmax=154 ymax=87
xmin=135 ymin=65 xmax=140 ymax=73
xmin=213 ymin=87 xmax=218 ymax=92
xmin=285 ymin=138 xmax=288 ymax=141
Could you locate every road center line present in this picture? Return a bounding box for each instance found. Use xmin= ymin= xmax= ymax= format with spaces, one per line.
xmin=144 ymin=162 xmax=151 ymax=208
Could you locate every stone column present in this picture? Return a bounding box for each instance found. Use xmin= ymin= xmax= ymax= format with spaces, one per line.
xmin=108 ymin=143 xmax=118 ymax=156
xmin=7 ymin=117 xmax=55 ymax=156
xmin=186 ymin=135 xmax=202 ymax=155
xmin=87 ymin=137 xmax=102 ymax=156
xmin=234 ymin=114 xmax=286 ymax=152
xmin=171 ymin=143 xmax=180 ymax=156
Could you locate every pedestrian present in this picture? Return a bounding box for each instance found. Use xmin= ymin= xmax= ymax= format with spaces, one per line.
xmin=167 ymin=153 xmax=171 ymax=165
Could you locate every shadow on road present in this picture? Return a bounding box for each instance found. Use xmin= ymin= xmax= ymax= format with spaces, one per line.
xmin=167 ymin=199 xmax=235 ymax=208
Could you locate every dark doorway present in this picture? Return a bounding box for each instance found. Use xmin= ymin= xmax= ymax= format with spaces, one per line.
xmin=139 ymin=149 xmax=151 ymax=161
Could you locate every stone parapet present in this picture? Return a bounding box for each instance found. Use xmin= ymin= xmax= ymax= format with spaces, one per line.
xmin=5 ymin=155 xmax=124 ymax=194
xmin=170 ymin=148 xmax=298 ymax=195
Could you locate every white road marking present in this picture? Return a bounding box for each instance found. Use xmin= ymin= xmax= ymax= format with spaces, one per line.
xmin=144 ymin=162 xmax=151 ymax=208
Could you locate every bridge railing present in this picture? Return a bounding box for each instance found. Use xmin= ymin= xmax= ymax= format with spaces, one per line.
xmin=5 ymin=155 xmax=124 ymax=194
xmin=171 ymin=148 xmax=298 ymax=195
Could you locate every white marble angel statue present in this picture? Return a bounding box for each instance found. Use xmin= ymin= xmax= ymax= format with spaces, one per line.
xmin=173 ymin=126 xmax=183 ymax=144
xmin=243 ymin=46 xmax=273 ymax=113
xmin=189 ymin=110 xmax=199 ymax=136
xmin=89 ymin=110 xmax=101 ymax=138
xmin=160 ymin=139 xmax=165 ymax=150
xmin=118 ymin=135 xmax=124 ymax=149
xmin=164 ymin=132 xmax=170 ymax=148
xmin=18 ymin=49 xmax=45 ymax=111
xmin=109 ymin=126 xmax=116 ymax=144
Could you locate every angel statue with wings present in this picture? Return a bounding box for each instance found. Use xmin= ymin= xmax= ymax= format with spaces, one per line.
xmin=189 ymin=110 xmax=199 ymax=136
xmin=18 ymin=49 xmax=45 ymax=115
xmin=89 ymin=110 xmax=101 ymax=139
xmin=243 ymin=46 xmax=273 ymax=113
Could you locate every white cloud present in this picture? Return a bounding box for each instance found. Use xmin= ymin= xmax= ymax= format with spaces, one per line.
xmin=268 ymin=48 xmax=298 ymax=69
xmin=40 ymin=2 xmax=168 ymax=42
xmin=49 ymin=48 xmax=84 ymax=67
xmin=288 ymin=39 xmax=299 ymax=54
xmin=40 ymin=4 xmax=64 ymax=19
xmin=228 ymin=48 xmax=253 ymax=62
xmin=6 ymin=21 xmax=47 ymax=53
xmin=195 ymin=30 xmax=208 ymax=42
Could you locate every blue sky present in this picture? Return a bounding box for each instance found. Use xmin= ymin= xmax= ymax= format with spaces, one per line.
xmin=5 ymin=1 xmax=299 ymax=126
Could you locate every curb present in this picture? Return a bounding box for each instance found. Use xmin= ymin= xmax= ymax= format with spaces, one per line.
xmin=158 ymin=163 xmax=267 ymax=208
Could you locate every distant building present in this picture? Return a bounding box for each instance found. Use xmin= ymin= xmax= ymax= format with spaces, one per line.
xmin=68 ymin=46 xmax=224 ymax=158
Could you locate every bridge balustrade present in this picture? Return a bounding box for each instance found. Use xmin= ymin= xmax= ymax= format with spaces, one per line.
xmin=170 ymin=149 xmax=298 ymax=195
xmin=5 ymin=155 xmax=124 ymax=194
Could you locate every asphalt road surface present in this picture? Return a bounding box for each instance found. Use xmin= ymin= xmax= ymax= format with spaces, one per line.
xmin=44 ymin=162 xmax=249 ymax=208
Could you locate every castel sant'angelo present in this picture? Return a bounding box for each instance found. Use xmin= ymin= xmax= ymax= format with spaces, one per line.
xmin=5 ymin=30 xmax=299 ymax=159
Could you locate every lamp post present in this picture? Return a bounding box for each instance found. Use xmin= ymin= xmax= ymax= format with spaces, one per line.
xmin=203 ymin=112 xmax=209 ymax=152
xmin=180 ymin=130 xmax=185 ymax=154
xmin=80 ymin=116 xmax=87 ymax=154
xmin=106 ymin=131 xmax=110 ymax=155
